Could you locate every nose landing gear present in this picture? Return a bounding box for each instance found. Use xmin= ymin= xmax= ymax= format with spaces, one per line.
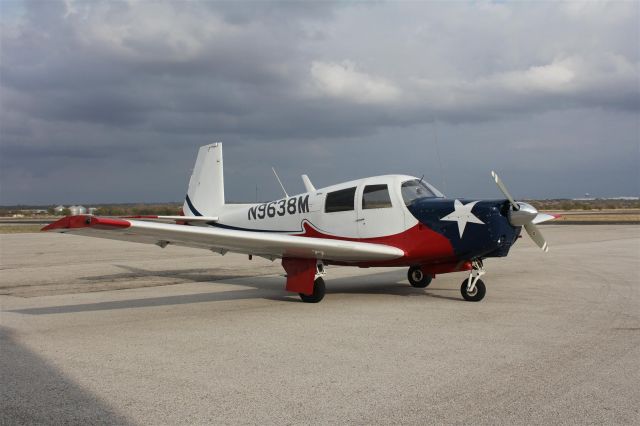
xmin=407 ymin=266 xmax=433 ymax=288
xmin=460 ymin=259 xmax=486 ymax=302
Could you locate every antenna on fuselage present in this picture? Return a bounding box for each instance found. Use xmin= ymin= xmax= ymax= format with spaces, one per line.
xmin=272 ymin=167 xmax=289 ymax=198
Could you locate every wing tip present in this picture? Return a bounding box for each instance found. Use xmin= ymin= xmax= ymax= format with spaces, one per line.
xmin=42 ymin=215 xmax=131 ymax=232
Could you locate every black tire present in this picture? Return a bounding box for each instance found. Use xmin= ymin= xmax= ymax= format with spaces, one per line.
xmin=408 ymin=266 xmax=432 ymax=288
xmin=299 ymin=277 xmax=325 ymax=303
xmin=460 ymin=278 xmax=486 ymax=302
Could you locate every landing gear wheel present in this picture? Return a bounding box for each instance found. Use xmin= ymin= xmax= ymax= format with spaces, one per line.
xmin=408 ymin=266 xmax=432 ymax=288
xmin=460 ymin=278 xmax=486 ymax=302
xmin=299 ymin=277 xmax=325 ymax=303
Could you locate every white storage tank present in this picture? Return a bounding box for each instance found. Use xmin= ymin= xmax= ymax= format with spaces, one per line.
xmin=69 ymin=205 xmax=87 ymax=215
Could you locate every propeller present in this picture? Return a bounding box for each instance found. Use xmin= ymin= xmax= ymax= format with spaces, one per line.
xmin=491 ymin=171 xmax=549 ymax=252
xmin=491 ymin=171 xmax=518 ymax=210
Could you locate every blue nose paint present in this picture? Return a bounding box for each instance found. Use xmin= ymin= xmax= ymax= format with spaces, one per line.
xmin=407 ymin=198 xmax=521 ymax=260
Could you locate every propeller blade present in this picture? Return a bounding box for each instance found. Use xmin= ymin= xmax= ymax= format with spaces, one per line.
xmin=491 ymin=171 xmax=519 ymax=210
xmin=524 ymin=222 xmax=549 ymax=252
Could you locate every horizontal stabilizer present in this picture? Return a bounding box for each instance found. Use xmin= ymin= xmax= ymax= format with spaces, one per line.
xmin=123 ymin=215 xmax=219 ymax=223
xmin=532 ymin=213 xmax=560 ymax=224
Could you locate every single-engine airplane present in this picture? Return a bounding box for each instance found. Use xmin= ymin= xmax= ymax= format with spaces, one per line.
xmin=43 ymin=143 xmax=556 ymax=303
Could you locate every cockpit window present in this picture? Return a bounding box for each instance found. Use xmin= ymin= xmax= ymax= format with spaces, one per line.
xmin=401 ymin=179 xmax=444 ymax=206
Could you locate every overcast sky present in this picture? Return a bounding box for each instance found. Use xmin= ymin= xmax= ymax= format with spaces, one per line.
xmin=1 ymin=0 xmax=638 ymax=205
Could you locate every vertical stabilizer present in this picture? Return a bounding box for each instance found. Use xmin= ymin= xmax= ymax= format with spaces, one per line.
xmin=183 ymin=143 xmax=225 ymax=216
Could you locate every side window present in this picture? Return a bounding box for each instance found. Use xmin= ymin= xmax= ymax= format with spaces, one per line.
xmin=325 ymin=187 xmax=356 ymax=213
xmin=362 ymin=184 xmax=392 ymax=209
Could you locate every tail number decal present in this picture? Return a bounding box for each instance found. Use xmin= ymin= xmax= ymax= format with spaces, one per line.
xmin=248 ymin=195 xmax=309 ymax=220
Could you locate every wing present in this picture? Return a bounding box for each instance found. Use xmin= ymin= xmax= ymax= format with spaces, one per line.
xmin=42 ymin=215 xmax=404 ymax=263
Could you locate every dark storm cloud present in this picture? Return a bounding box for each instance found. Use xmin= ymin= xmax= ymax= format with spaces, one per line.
xmin=0 ymin=0 xmax=638 ymax=204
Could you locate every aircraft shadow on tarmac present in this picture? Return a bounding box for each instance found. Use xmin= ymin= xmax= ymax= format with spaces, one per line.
xmin=80 ymin=264 xmax=267 ymax=285
xmin=11 ymin=268 xmax=462 ymax=316
xmin=0 ymin=327 xmax=133 ymax=425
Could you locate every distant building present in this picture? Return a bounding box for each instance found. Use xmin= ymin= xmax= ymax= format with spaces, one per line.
xmin=88 ymin=207 xmax=98 ymax=215
xmin=54 ymin=205 xmax=65 ymax=214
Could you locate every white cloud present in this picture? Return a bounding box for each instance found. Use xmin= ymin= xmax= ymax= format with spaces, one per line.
xmin=516 ymin=60 xmax=575 ymax=90
xmin=310 ymin=61 xmax=401 ymax=104
xmin=411 ymin=54 xmax=638 ymax=115
xmin=69 ymin=2 xmax=238 ymax=61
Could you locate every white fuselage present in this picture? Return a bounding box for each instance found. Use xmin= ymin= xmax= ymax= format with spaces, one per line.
xmin=207 ymin=175 xmax=423 ymax=240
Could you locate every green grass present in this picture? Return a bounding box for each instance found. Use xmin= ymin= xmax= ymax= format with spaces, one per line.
xmin=0 ymin=225 xmax=44 ymax=234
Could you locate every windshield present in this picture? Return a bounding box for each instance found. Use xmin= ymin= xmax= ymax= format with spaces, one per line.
xmin=401 ymin=179 xmax=444 ymax=206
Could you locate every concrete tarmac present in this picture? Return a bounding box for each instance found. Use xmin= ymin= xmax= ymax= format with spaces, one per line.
xmin=1 ymin=225 xmax=639 ymax=424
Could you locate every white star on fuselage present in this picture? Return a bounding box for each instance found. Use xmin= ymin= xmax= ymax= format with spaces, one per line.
xmin=440 ymin=200 xmax=485 ymax=238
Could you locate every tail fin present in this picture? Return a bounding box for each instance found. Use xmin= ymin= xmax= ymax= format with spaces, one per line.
xmin=183 ymin=143 xmax=225 ymax=217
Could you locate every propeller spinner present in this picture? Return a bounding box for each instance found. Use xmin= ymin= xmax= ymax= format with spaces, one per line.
xmin=491 ymin=171 xmax=549 ymax=252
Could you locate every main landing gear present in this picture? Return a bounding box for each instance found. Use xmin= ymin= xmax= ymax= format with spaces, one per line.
xmin=299 ymin=263 xmax=326 ymax=303
xmin=407 ymin=266 xmax=432 ymax=288
xmin=460 ymin=259 xmax=486 ymax=302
